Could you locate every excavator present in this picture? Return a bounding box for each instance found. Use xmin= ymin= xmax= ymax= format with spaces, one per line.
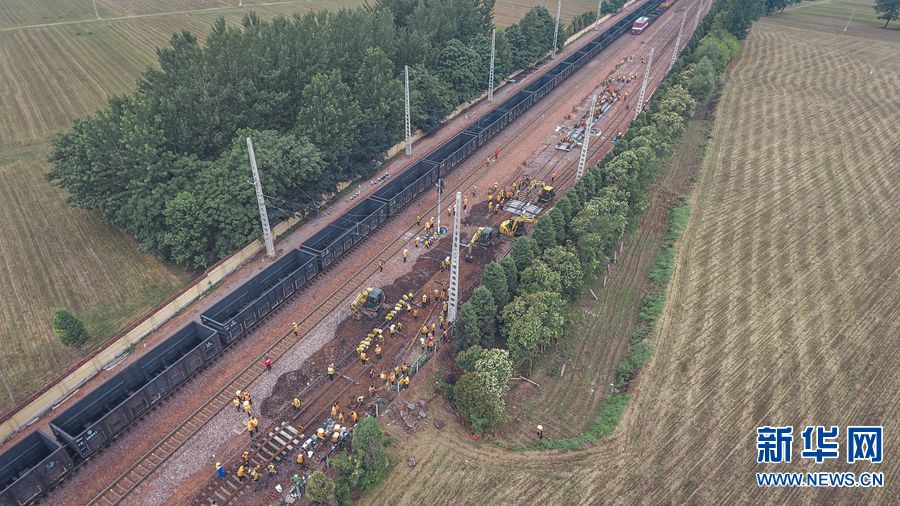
xmin=351 ymin=287 xmax=385 ymax=320
xmin=499 ymin=216 xmax=537 ymax=237
xmin=464 ymin=226 xmax=497 ymax=262
xmin=538 ymin=185 xmax=555 ymax=202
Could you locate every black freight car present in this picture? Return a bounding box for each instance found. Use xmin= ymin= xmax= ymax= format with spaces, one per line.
xmin=49 ymin=322 xmax=221 ymax=459
xmin=371 ymin=160 xmax=439 ymax=215
xmin=200 ymin=249 xmax=319 ymax=342
xmin=0 ymin=431 xmax=73 ymax=506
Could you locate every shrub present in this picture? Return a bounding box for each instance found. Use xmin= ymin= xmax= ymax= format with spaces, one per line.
xmin=52 ymin=309 xmax=90 ymax=348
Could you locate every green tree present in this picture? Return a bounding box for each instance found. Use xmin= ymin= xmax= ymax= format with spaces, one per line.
xmin=452 ymin=372 xmax=504 ymax=433
xmin=499 ymin=255 xmax=519 ymax=294
xmin=475 ymin=0 xmax=496 ymax=34
xmin=542 ymin=245 xmax=584 ymax=300
xmin=332 ymin=416 xmax=390 ymax=491
xmin=518 ymin=260 xmax=562 ymax=295
xmin=570 ymin=190 xmax=629 ymax=257
xmin=436 ymin=39 xmax=484 ymax=102
xmin=353 ymin=48 xmax=404 ymax=160
xmin=481 ymin=262 xmax=510 ymax=309
xmin=875 ymin=0 xmax=900 ymax=28
xmin=456 ymin=345 xmax=485 ymax=372
xmin=455 ymin=288 xmax=497 ymax=351
xmin=296 ymin=70 xmax=362 ymax=168
xmin=532 ymin=214 xmax=558 ymax=251
xmin=305 ymin=470 xmax=336 ymax=505
xmin=501 ymin=291 xmax=566 ymax=365
xmin=52 ymin=309 xmax=90 ymax=348
xmin=722 ymin=0 xmax=764 ymax=39
xmin=474 ymin=348 xmax=513 ymax=409
xmin=409 ymin=64 xmax=455 ymax=133
xmin=510 ymin=236 xmax=540 ymax=272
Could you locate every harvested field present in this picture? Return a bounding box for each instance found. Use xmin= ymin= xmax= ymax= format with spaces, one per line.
xmin=366 ymin=9 xmax=900 ymax=505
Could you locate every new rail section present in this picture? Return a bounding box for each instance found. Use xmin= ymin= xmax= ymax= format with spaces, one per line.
xmin=0 ymin=1 xmax=664 ymax=503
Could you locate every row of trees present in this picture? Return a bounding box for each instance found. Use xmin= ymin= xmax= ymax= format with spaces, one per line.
xmin=448 ymin=0 xmax=753 ymax=434
xmin=49 ymin=0 xmax=564 ymax=269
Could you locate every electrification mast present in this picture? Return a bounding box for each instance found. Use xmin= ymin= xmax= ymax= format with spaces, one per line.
xmin=552 ymin=1 xmax=561 ymax=58
xmin=576 ymin=95 xmax=598 ymax=181
xmin=668 ymin=11 xmax=687 ymax=73
xmin=635 ymin=47 xmax=654 ymax=116
xmin=246 ymin=137 xmax=275 ymax=258
xmin=488 ymin=28 xmax=496 ymax=102
xmin=404 ymin=65 xmax=412 ymax=156
xmin=447 ymin=191 xmax=462 ymax=324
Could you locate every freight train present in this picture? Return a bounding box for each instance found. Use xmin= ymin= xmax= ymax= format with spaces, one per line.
xmin=0 ymin=1 xmax=664 ymax=503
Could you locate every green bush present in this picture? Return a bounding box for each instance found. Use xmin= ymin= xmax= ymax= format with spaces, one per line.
xmin=52 ymin=309 xmax=90 ymax=348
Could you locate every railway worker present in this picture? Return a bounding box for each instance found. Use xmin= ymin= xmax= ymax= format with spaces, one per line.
xmin=402 ymin=248 xmax=409 ymax=263
xmin=424 ymin=237 xmax=431 ymax=248
xmin=426 ymin=336 xmax=435 ymax=353
xmin=471 ymin=184 xmax=477 ymax=197
xmin=216 ymin=462 xmax=227 ymax=479
xmin=356 ymin=394 xmax=365 ymax=407
xmin=337 ymin=412 xmax=345 ymax=424
xmin=350 ymin=410 xmax=359 ymax=424
xmin=420 ymin=323 xmax=428 ymax=335
xmin=379 ymin=259 xmax=385 ymax=272
xmin=495 ymin=149 xmax=500 ymax=160
xmin=439 ymin=314 xmax=445 ymax=330
xmin=328 ymin=363 xmax=335 ymax=381
xmin=247 ymin=417 xmax=257 ymax=437
xmin=389 ymin=372 xmax=397 ymax=386
xmin=264 ymin=354 xmax=272 ymax=371
xmin=463 ymin=197 xmax=468 ymax=212
xmin=233 ymin=395 xmax=241 ymax=412
xmin=374 ymin=343 xmax=383 ymax=360
xmin=551 ymin=171 xmax=557 ymax=183
xmin=293 ymin=321 xmax=300 ymax=336
xmin=397 ymin=321 xmax=404 ymax=333
xmin=237 ymin=464 xmax=247 ymax=480
xmin=537 ymin=425 xmax=544 ymax=439
xmin=447 ymin=205 xmax=453 ymax=216
xmin=296 ymin=452 xmax=305 ymax=467
xmin=416 ymin=215 xmax=421 ymax=226
xmin=267 ymin=463 xmax=277 ymax=478
xmin=242 ymin=451 xmax=251 ymax=466
xmin=360 ymin=351 xmax=368 ymax=365
xmin=389 ymin=324 xmax=396 ymax=338
xmin=431 ymin=322 xmax=437 ymax=334
xmin=488 ymin=201 xmax=494 ymax=212
xmin=317 ymin=428 xmax=326 ymax=440
xmin=401 ymin=376 xmax=411 ymax=390
xmin=440 ymin=288 xmax=447 ymax=301
xmin=442 ymin=328 xmax=450 ymax=342
xmin=433 ymin=288 xmax=440 ymax=301
xmin=407 ymin=303 xmax=413 ymax=314
xmin=368 ymin=384 xmax=376 ymax=398
xmin=331 ymin=402 xmax=340 ymax=417
xmin=402 ymin=363 xmax=409 ymax=375
xmin=243 ymin=398 xmax=252 ymax=417
xmin=244 ymin=390 xmax=253 ymax=406
xmin=422 ymin=293 xmax=428 ymax=307
xmin=420 ymin=337 xmax=427 ymax=350
xmin=379 ymin=370 xmax=387 ymax=383
xmin=251 ymin=465 xmax=261 ymax=482
xmin=331 ymin=431 xmax=340 ymax=444
xmin=443 ymin=301 xmax=448 ymax=315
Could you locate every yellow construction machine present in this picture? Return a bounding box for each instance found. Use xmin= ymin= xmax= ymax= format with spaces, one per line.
xmin=499 ymin=216 xmax=537 ymax=237
xmin=351 ymin=287 xmax=385 ymax=320
xmin=538 ymin=185 xmax=555 ymax=202
xmin=464 ymin=226 xmax=497 ymax=262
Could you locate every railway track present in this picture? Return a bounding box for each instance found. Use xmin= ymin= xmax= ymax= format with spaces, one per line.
xmin=88 ymin=4 xmax=695 ymax=504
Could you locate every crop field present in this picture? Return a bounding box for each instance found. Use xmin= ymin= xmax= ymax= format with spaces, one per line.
xmin=368 ymin=7 xmax=900 ymax=504
xmin=0 ymin=0 xmax=602 ymax=414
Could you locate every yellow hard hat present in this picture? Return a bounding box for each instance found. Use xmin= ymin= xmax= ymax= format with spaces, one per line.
xmin=216 ymin=462 xmax=222 ymax=467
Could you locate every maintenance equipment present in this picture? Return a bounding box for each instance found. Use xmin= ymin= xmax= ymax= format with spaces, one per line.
xmin=464 ymin=227 xmax=497 ymax=262
xmin=351 ymin=287 xmax=385 ymax=320
xmin=500 ymin=216 xmax=538 ymax=237
xmin=538 ymin=185 xmax=555 ymax=202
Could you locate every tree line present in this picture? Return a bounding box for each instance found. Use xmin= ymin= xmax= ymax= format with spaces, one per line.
xmin=447 ymin=0 xmax=755 ymax=435
xmin=48 ymin=0 xmax=565 ymax=269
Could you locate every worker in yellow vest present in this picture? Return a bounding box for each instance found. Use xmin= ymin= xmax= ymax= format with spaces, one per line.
xmin=292 ymin=397 xmax=302 ymax=410
xmin=328 ymin=363 xmax=335 ymax=381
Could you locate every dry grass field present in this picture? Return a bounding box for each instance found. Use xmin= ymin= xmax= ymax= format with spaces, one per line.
xmin=367 ymin=7 xmax=900 ymax=504
xmin=0 ymin=0 xmax=599 ymax=413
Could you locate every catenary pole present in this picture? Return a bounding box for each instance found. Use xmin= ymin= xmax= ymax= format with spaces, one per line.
xmin=246 ymin=137 xmax=275 ymax=258
xmin=488 ymin=28 xmax=496 ymax=101
xmin=404 ymin=65 xmax=412 ymax=156
xmin=446 ymin=191 xmax=462 ymax=324
xmin=668 ymin=10 xmax=687 ymax=73
xmin=552 ymin=0 xmax=561 ymax=58
xmin=436 ymin=178 xmax=443 ymax=236
xmin=596 ymin=0 xmax=602 ymax=29
xmin=635 ymin=47 xmax=654 ymax=116
xmin=91 ymin=0 xmax=101 ymax=20
xmin=576 ymin=95 xmax=598 ymax=181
